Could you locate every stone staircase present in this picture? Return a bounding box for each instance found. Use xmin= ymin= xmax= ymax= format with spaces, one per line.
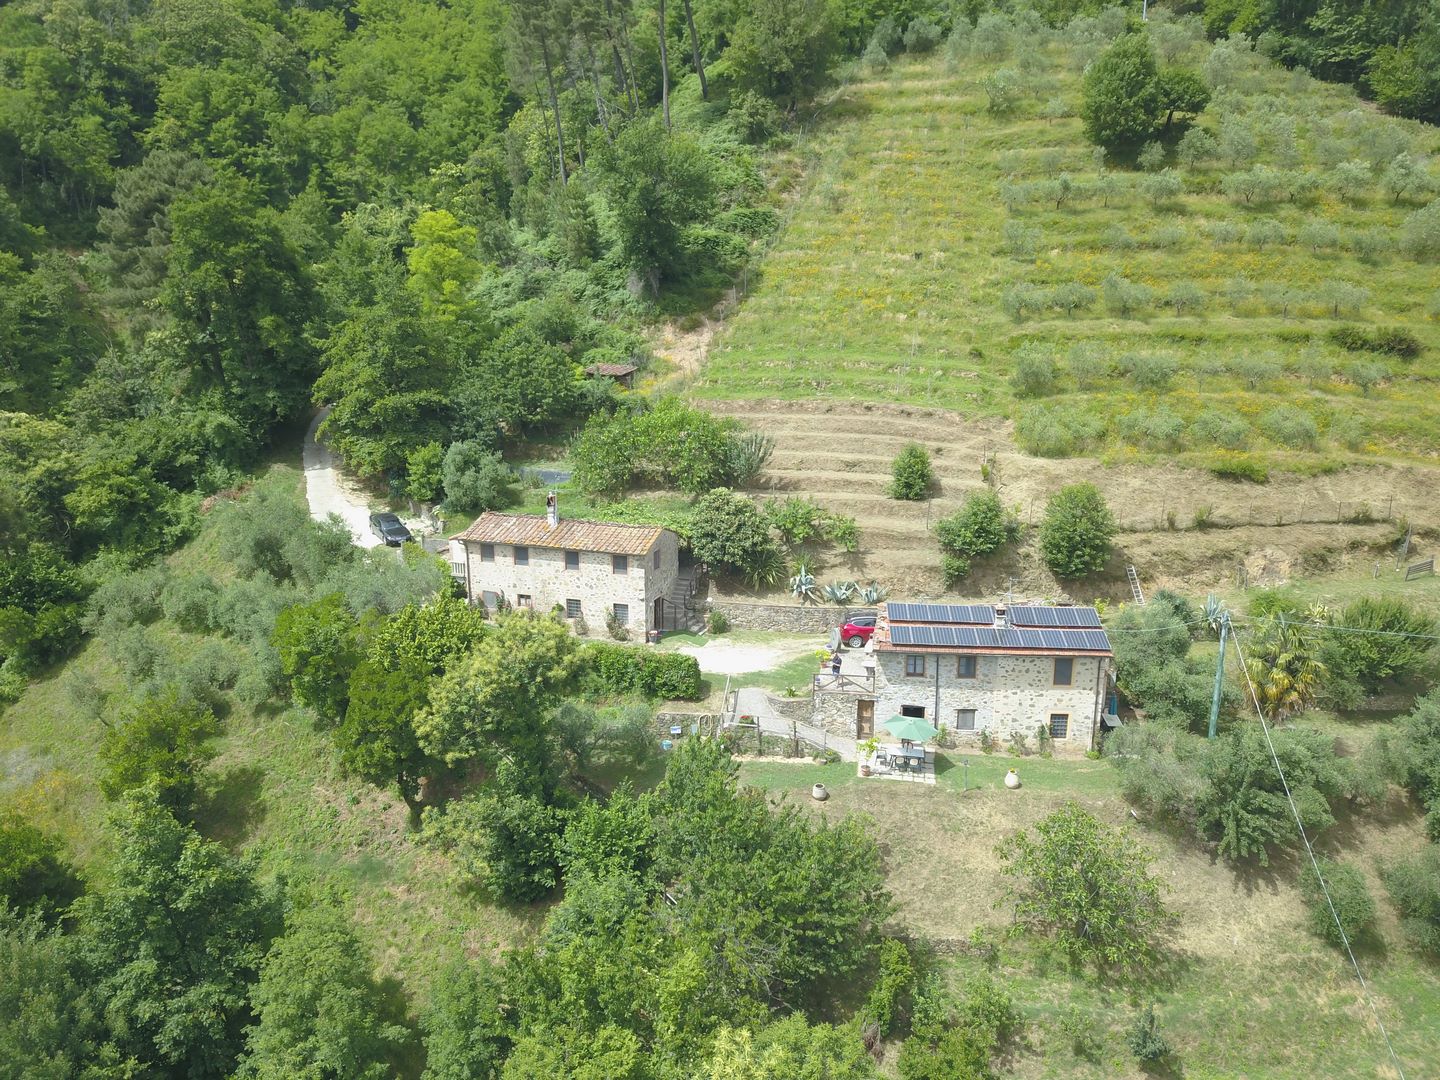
xmin=658 ymin=567 xmax=707 ymax=633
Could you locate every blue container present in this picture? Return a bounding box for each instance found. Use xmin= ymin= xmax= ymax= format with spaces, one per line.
xmin=660 ymin=739 xmax=674 ymax=752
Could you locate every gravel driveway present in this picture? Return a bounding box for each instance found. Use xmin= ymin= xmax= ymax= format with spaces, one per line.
xmin=303 ymin=407 xmax=381 ymax=548
xmin=673 ymin=637 xmax=823 ymax=675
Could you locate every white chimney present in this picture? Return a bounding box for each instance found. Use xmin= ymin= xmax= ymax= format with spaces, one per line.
xmin=546 ymin=491 xmax=559 ymax=529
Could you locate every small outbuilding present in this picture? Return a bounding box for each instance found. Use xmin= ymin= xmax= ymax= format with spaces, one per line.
xmin=583 ymin=362 xmax=638 ymax=389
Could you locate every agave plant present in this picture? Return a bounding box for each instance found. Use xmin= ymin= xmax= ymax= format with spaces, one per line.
xmin=790 ymin=568 xmax=821 ymax=603
xmin=859 ymin=582 xmax=889 ymax=604
xmin=743 ymin=547 xmax=787 ymax=590
xmin=823 ymin=581 xmax=857 ymax=604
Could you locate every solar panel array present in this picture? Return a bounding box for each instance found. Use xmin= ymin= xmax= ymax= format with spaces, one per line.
xmin=886 ymin=603 xmax=995 ymax=625
xmin=888 ymin=625 xmax=1111 ymax=652
xmin=1007 ymin=605 xmax=1102 ymax=629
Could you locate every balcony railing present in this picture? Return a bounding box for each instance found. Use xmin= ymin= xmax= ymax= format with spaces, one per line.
xmin=813 ymin=672 xmax=876 ymax=695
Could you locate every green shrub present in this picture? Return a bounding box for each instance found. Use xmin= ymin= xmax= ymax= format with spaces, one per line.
xmin=890 ymin=445 xmax=933 ymax=501
xmin=421 ymin=774 xmax=566 ymax=902
xmin=1190 ymin=411 xmax=1250 ymax=450
xmin=1039 ymin=484 xmax=1115 ymax=578
xmin=1327 ymin=325 xmax=1423 ymax=359
xmin=688 ymin=489 xmax=782 ymax=582
xmin=937 ymin=491 xmax=1019 ymax=562
xmin=903 ymin=16 xmax=943 ymax=53
xmin=1126 ymin=1005 xmax=1170 ymax=1064
xmin=1206 ymin=452 xmax=1269 ymax=483
xmin=160 ymin=573 xmax=222 ymax=633
xmin=706 ymin=610 xmax=729 ymax=635
xmin=941 ymin=554 xmax=971 ymax=586
xmin=1010 ymin=349 xmax=1060 ymax=397
xmin=1117 ymin=406 xmax=1186 ymax=451
xmin=1383 ymin=848 xmax=1440 ymax=955
xmin=1015 ymin=404 xmax=1108 ymax=457
xmin=1259 ymin=405 xmax=1319 ymax=449
xmin=581 ymin=642 xmax=703 ymax=700
xmin=442 ymin=442 xmax=517 ymax=517
xmin=1300 ymin=857 xmax=1378 ymax=948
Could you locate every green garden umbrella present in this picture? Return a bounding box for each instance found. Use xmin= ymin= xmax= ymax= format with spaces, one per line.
xmin=882 ymin=715 xmax=940 ymax=743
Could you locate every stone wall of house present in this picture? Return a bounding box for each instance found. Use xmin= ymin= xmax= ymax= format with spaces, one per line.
xmin=460 ymin=531 xmax=678 ymax=634
xmin=811 ymin=692 xmax=864 ymax=739
xmin=872 ymin=651 xmax=1110 ymax=750
xmin=709 ymin=600 xmax=846 ymax=634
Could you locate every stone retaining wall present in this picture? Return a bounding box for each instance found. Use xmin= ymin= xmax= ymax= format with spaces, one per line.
xmin=812 ymin=693 xmax=861 ymax=738
xmin=709 ymin=600 xmax=845 ymax=634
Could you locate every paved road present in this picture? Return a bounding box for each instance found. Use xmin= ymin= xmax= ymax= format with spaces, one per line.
xmin=302 ymin=407 xmax=381 ymax=548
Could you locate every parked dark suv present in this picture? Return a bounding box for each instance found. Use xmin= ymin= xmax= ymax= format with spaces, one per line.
xmin=841 ymin=614 xmax=877 ymax=648
xmin=369 ymin=512 xmax=413 ymax=547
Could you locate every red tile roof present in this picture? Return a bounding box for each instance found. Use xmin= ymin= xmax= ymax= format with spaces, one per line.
xmin=451 ymin=512 xmax=664 ymax=556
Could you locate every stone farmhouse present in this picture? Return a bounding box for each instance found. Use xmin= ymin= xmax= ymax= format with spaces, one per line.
xmin=813 ymin=602 xmax=1116 ymax=752
xmin=449 ymin=496 xmax=688 ymax=637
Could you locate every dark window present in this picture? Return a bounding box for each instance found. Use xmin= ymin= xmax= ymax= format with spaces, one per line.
xmin=514 ymin=546 xmax=529 ymax=566
xmin=566 ymin=598 xmax=581 ymax=618
xmin=565 ymin=550 xmax=580 ymax=570
xmin=904 ymin=655 xmax=926 ymax=677
xmin=901 ymin=704 xmax=926 ymax=718
xmin=517 ymin=594 xmax=532 ymax=609
xmin=1053 ymin=657 xmax=1074 ymax=685
xmin=955 ymin=709 xmax=977 ymax=730
xmin=1049 ymin=713 xmax=1069 ymax=739
xmin=652 ymin=547 xmax=660 ymax=569
xmin=613 ymin=603 xmax=629 ymax=624
xmin=480 ymin=543 xmax=494 ymax=562
xmin=612 ymin=554 xmax=628 ymax=574
xmin=957 ymin=655 xmax=977 ymax=678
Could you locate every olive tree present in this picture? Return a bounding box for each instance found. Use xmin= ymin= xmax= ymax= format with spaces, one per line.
xmin=997 ymin=803 xmax=1174 ymax=974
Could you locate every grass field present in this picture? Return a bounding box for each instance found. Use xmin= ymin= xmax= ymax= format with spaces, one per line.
xmin=739 ymin=748 xmax=1439 ymax=1079
xmin=698 ymin=31 xmax=1440 ymax=465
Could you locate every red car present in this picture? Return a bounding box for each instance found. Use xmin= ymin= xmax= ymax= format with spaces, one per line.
xmin=841 ymin=615 xmax=877 ymax=648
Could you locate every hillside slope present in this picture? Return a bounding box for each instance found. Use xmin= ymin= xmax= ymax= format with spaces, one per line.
xmin=699 ymin=36 xmax=1440 ymax=460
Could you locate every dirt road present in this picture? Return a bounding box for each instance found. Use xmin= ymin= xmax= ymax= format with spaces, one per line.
xmin=302 ymin=407 xmax=382 ymax=548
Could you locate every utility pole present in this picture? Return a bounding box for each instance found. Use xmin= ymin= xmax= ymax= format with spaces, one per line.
xmin=1208 ymin=613 xmax=1229 ymax=740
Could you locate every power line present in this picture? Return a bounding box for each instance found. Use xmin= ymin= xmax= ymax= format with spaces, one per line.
xmin=1229 ymin=627 xmax=1409 ymax=1080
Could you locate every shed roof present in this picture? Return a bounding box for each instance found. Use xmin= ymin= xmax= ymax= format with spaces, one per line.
xmin=451 ymin=512 xmax=664 ymax=556
xmin=584 ymin=362 xmax=638 ymax=378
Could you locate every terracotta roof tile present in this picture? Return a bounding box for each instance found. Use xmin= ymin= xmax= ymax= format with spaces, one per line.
xmin=451 ymin=512 xmax=664 ymax=556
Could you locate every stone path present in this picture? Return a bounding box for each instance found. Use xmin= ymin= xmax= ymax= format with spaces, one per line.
xmin=732 ymin=687 xmax=858 ymax=762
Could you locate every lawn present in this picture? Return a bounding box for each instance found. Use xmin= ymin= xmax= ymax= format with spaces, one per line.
xmin=697 ymin=32 xmax=1440 ymax=467
xmin=739 ymin=741 xmax=1439 ymax=1079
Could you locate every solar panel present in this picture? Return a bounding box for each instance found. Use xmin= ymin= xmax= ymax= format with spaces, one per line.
xmin=887 ymin=624 xmax=1111 ymax=651
xmin=1007 ymin=605 xmax=1102 ymax=629
xmin=887 ymin=603 xmax=995 ymax=625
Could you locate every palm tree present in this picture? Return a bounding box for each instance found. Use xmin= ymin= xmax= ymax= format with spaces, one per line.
xmin=1242 ymin=614 xmax=1327 ymax=721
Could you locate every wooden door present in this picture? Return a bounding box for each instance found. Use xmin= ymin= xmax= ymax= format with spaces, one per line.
xmin=856 ymin=699 xmax=874 ymax=739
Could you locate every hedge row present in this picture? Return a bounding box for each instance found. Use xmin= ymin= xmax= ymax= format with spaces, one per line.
xmin=581 ymin=642 xmax=704 ymax=701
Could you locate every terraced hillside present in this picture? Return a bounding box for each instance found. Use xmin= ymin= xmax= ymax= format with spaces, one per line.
xmin=709 ymin=398 xmax=1435 ymax=598
xmin=697 ymin=30 xmax=1440 ymax=465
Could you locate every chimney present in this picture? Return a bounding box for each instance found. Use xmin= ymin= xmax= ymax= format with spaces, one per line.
xmin=994 ymin=605 xmax=1007 ymax=628
xmin=546 ymin=491 xmax=559 ymax=529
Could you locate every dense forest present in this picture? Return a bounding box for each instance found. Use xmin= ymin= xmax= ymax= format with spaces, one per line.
xmin=3 ymin=0 xmax=1434 ymax=688
xmin=4 ymin=0 xmax=1439 ymax=1077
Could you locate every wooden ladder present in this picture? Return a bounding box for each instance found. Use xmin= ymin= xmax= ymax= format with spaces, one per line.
xmin=1126 ymin=565 xmax=1146 ymax=605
